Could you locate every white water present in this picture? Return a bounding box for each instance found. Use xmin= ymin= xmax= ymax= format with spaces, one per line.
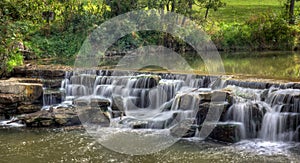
xmin=57 ymin=71 xmax=300 ymax=142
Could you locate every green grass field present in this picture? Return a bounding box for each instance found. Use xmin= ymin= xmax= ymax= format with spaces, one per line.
xmin=204 ymin=0 xmax=298 ymax=23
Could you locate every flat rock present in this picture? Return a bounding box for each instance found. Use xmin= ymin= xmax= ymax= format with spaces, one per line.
xmin=0 ymin=94 xmax=23 ymax=104
xmin=17 ymin=104 xmax=42 ymax=114
xmin=18 ymin=105 xmax=80 ymax=127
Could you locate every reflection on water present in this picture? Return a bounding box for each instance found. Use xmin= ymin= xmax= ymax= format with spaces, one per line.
xmin=39 ymin=51 xmax=300 ymax=81
xmin=222 ymin=52 xmax=300 ymax=80
xmin=0 ymin=128 xmax=299 ymax=162
xmin=185 ymin=51 xmax=300 ymax=81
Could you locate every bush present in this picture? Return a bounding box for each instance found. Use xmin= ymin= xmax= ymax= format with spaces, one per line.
xmin=210 ymin=12 xmax=299 ymax=51
xmin=246 ymin=13 xmax=298 ymax=50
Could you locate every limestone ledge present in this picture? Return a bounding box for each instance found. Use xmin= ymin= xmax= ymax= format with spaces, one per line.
xmin=0 ymin=78 xmax=43 ymax=115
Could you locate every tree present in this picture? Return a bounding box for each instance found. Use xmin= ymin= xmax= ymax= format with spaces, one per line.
xmin=105 ymin=0 xmax=225 ymax=21
xmin=289 ymin=0 xmax=295 ymax=24
xmin=284 ymin=0 xmax=300 ymax=24
xmin=105 ymin=0 xmax=140 ymax=17
xmin=196 ymin=0 xmax=226 ymax=20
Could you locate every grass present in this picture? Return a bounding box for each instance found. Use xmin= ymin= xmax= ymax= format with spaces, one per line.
xmin=200 ymin=0 xmax=299 ymax=23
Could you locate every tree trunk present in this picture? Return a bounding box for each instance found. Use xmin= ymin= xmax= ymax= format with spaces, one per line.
xmin=204 ymin=7 xmax=209 ymax=19
xmin=289 ymin=0 xmax=295 ymax=24
xmin=171 ymin=0 xmax=175 ymax=12
xmin=188 ymin=0 xmax=193 ymax=17
xmin=166 ymin=0 xmax=170 ymax=11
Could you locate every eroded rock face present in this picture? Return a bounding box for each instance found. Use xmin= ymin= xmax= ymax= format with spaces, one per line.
xmin=0 ymin=79 xmax=43 ymax=116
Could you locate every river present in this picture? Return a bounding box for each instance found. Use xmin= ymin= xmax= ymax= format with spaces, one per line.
xmin=2 ymin=51 xmax=300 ymax=162
xmin=0 ymin=128 xmax=299 ymax=162
xmin=45 ymin=51 xmax=300 ymax=81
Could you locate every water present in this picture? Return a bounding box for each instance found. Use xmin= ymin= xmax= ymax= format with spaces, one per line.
xmin=0 ymin=128 xmax=299 ymax=162
xmin=260 ymin=89 xmax=300 ymax=141
xmin=58 ymin=70 xmax=300 ymax=142
xmin=186 ymin=51 xmax=300 ymax=81
xmin=36 ymin=51 xmax=300 ymax=80
xmin=225 ymin=85 xmax=300 ymax=142
xmin=2 ymin=51 xmax=300 ymax=161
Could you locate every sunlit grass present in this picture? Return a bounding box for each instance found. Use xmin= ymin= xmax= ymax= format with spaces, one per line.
xmin=195 ymin=0 xmax=299 ymax=23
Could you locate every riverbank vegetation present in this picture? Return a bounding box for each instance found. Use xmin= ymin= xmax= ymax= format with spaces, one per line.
xmin=1 ymin=0 xmax=300 ymax=77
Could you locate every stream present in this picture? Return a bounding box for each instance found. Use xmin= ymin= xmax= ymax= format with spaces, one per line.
xmin=0 ymin=128 xmax=299 ymax=162
xmin=1 ymin=51 xmax=300 ymax=162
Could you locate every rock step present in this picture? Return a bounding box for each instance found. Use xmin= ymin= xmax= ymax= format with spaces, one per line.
xmin=13 ymin=67 xmax=65 ymax=79
xmin=0 ymin=79 xmax=44 ymax=117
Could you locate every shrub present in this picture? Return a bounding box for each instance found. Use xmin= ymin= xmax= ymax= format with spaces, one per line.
xmin=210 ymin=12 xmax=299 ymax=51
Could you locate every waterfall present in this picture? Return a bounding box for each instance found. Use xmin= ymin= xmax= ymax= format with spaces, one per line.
xmin=224 ymin=86 xmax=265 ymax=139
xmin=224 ymin=85 xmax=300 ymax=142
xmin=259 ymin=89 xmax=300 ymax=141
xmin=42 ymin=87 xmax=63 ymax=110
xmin=58 ymin=70 xmax=300 ymax=142
xmin=226 ymin=102 xmax=267 ymax=139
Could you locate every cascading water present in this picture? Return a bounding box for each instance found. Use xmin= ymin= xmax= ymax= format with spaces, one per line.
xmin=58 ymin=70 xmax=300 ymax=143
xmin=260 ymin=89 xmax=300 ymax=141
xmin=224 ymin=85 xmax=300 ymax=142
xmin=224 ymin=86 xmax=267 ymax=139
xmin=60 ymin=71 xmax=210 ymax=135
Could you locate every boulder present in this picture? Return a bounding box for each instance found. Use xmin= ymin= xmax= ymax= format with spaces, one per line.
xmin=196 ymin=102 xmax=230 ymax=125
xmin=18 ymin=110 xmax=53 ymax=127
xmin=73 ymin=98 xmax=89 ymax=106
xmin=77 ymin=108 xmax=110 ymax=127
xmin=204 ymin=122 xmax=244 ymax=143
xmin=18 ymin=105 xmax=81 ymax=127
xmin=0 ymin=79 xmax=43 ymax=116
xmin=211 ymin=90 xmax=233 ymax=103
xmin=53 ymin=107 xmax=80 ymax=126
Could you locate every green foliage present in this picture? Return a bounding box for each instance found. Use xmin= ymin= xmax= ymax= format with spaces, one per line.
xmin=1 ymin=0 xmax=300 ymax=77
xmin=246 ymin=13 xmax=297 ymax=50
xmin=210 ymin=12 xmax=299 ymax=51
xmin=7 ymin=52 xmax=23 ymax=72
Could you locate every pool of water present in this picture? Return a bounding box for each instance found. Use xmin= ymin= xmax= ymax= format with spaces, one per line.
xmin=0 ymin=128 xmax=299 ymax=162
xmin=186 ymin=51 xmax=300 ymax=81
xmin=35 ymin=51 xmax=300 ymax=81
